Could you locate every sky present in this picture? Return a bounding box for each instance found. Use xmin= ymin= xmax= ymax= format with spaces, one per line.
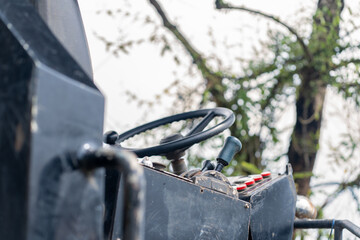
xmin=77 ymin=0 xmax=360 ymax=236
xmin=78 ymin=0 xmax=316 ymax=131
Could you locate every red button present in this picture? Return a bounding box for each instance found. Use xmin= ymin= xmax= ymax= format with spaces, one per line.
xmin=245 ymin=179 xmax=255 ymax=186
xmin=261 ymin=172 xmax=271 ymax=178
xmin=236 ymin=184 xmax=247 ymax=191
xmin=234 ymin=177 xmax=253 ymax=184
xmin=250 ymin=175 xmax=263 ymax=181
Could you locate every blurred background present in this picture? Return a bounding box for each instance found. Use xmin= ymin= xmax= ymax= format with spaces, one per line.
xmin=78 ymin=0 xmax=360 ymax=238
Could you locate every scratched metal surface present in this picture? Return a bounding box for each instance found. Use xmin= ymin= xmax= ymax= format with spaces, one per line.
xmin=247 ymin=175 xmax=296 ymax=240
xmin=31 ymin=0 xmax=93 ymax=77
xmin=0 ymin=1 xmax=105 ymax=240
xmin=111 ymin=167 xmax=250 ymax=240
xmin=0 ymin=1 xmax=96 ymax=88
xmin=0 ymin=14 xmax=33 ymax=240
xmin=27 ymin=67 xmax=105 ymax=240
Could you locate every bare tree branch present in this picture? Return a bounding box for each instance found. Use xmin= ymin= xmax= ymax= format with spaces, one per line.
xmin=320 ymin=174 xmax=360 ymax=209
xmin=149 ymin=0 xmax=233 ymax=107
xmin=226 ymin=63 xmax=278 ymax=83
xmin=214 ymin=0 xmax=313 ymax=63
xmin=149 ymin=0 xmax=214 ymax=81
xmin=149 ymin=0 xmax=303 ymax=96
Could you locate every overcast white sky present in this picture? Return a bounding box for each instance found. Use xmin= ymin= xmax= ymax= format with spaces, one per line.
xmin=78 ymin=0 xmax=316 ymax=130
xmin=77 ymin=0 xmax=360 ymax=234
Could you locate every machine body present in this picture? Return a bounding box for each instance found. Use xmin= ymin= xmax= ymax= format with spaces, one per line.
xmin=1 ymin=1 xmax=360 ymax=240
xmin=0 ymin=1 xmax=104 ymax=239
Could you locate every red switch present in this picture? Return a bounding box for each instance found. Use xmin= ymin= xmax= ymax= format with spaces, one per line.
xmin=261 ymin=172 xmax=271 ymax=178
xmin=249 ymin=174 xmax=263 ymax=182
xmin=245 ymin=179 xmax=255 ymax=186
xmin=236 ymin=184 xmax=247 ymax=191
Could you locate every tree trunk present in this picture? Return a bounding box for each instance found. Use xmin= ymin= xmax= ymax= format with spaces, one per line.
xmin=288 ymin=68 xmax=326 ymax=195
xmin=288 ymin=0 xmax=344 ymax=196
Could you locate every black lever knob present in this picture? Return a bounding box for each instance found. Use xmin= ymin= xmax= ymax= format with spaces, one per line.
xmin=201 ymin=160 xmax=215 ymax=172
xmin=215 ymin=136 xmax=242 ymax=172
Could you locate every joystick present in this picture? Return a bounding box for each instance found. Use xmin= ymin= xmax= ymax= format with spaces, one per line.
xmin=215 ymin=136 xmax=242 ymax=172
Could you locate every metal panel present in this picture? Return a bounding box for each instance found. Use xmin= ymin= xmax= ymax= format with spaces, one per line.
xmin=31 ymin=0 xmax=93 ymax=77
xmin=0 ymin=1 xmax=96 ymax=88
xmin=0 ymin=2 xmax=105 ymax=239
xmin=28 ymin=66 xmax=105 ymax=240
xmin=244 ymin=175 xmax=296 ymax=240
xmin=111 ymin=167 xmax=251 ymax=240
xmin=0 ymin=15 xmax=33 ymax=240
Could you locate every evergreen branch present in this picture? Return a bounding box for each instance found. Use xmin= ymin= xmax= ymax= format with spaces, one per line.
xmin=214 ymin=0 xmax=313 ymax=63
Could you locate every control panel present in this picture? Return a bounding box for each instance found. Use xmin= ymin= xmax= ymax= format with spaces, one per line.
xmin=104 ymin=110 xmax=297 ymax=240
xmin=229 ymin=172 xmax=275 ymax=199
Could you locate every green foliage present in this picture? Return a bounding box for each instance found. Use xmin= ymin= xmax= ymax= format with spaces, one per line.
xmin=240 ymin=161 xmax=262 ymax=174
xmin=293 ymin=171 xmax=314 ymax=180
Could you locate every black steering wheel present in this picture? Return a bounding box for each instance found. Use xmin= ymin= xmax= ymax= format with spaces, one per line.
xmin=112 ymin=108 xmax=235 ymax=158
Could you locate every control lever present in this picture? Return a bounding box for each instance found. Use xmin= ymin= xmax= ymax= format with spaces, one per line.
xmin=201 ymin=160 xmax=215 ymax=172
xmin=215 ymin=136 xmax=242 ymax=172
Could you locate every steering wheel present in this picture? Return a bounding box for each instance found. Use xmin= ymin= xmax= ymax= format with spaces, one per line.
xmin=110 ymin=108 xmax=235 ymax=158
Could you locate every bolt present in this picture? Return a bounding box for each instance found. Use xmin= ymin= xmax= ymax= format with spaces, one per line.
xmin=103 ymin=131 xmax=119 ymax=145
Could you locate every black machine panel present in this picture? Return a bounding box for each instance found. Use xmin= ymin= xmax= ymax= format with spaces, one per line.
xmin=107 ymin=164 xmax=296 ymax=240
xmin=110 ymin=167 xmax=251 ymax=240
xmin=31 ymin=0 xmax=93 ymax=77
xmin=229 ymin=167 xmax=297 ymax=240
xmin=0 ymin=2 xmax=105 ymax=240
xmin=247 ymin=175 xmax=296 ymax=240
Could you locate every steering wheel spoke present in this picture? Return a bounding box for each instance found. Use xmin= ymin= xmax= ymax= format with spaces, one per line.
xmin=186 ymin=111 xmax=215 ymax=137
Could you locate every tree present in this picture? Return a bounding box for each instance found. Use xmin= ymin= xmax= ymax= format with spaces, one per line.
xmin=146 ymin=0 xmax=360 ymax=198
xmin=95 ymin=0 xmax=360 ymax=199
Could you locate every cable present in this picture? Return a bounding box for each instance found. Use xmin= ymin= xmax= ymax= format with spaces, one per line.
xmin=328 ymin=219 xmax=335 ymax=240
